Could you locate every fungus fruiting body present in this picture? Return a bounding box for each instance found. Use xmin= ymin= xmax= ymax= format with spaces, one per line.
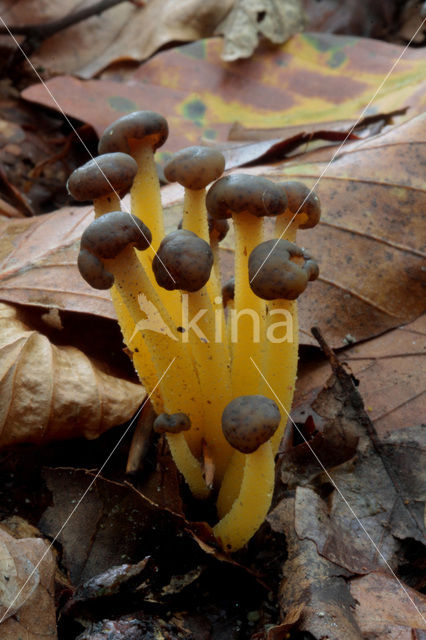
xmin=73 ymin=113 xmax=320 ymax=552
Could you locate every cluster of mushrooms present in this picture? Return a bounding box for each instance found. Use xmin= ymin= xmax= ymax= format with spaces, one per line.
xmin=68 ymin=111 xmax=320 ymax=552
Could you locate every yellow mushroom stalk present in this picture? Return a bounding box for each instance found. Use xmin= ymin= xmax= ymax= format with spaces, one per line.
xmin=73 ymin=111 xmax=321 ymax=552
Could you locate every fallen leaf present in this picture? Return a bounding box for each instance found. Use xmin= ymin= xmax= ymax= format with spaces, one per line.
xmin=276 ymin=331 xmax=425 ymax=634
xmin=0 ymin=206 xmax=110 ymax=314
xmin=295 ymin=314 xmax=426 ymax=436
xmin=268 ymin=497 xmax=364 ymax=640
xmin=350 ymin=571 xmax=426 ymax=638
xmin=39 ymin=468 xmax=183 ymax=585
xmin=0 ymin=302 xmax=144 ymax=447
xmin=1 ymin=0 xmax=233 ymax=79
xmin=241 ymin=113 xmax=426 ymax=345
xmin=0 ymin=526 xmax=56 ymax=639
xmin=75 ymin=614 xmax=186 ymax=640
xmin=22 ymin=33 xmax=426 ymax=152
xmin=218 ymin=0 xmax=305 ymax=61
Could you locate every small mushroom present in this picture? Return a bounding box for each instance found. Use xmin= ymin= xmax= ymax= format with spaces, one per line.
xmin=67 ymin=153 xmax=138 ymax=216
xmin=206 ymin=174 xmax=287 ymax=220
xmin=98 ymin=111 xmax=169 ymax=248
xmin=281 ymin=181 xmax=321 ymax=229
xmin=222 ymin=395 xmax=281 ymax=454
xmin=153 ymin=412 xmax=191 ymax=434
xmin=152 ymin=229 xmax=213 ymax=292
xmin=166 ymin=147 xmax=226 ymax=303
xmin=206 ymin=174 xmax=287 ymax=399
xmin=248 ymin=239 xmax=318 ymax=301
xmin=81 ymin=211 xmax=152 ymax=260
xmin=214 ymin=394 xmax=280 ymax=551
xmin=78 ymin=212 xmax=151 ymax=289
xmin=275 ymin=181 xmax=321 ymax=241
xmin=164 ymin=146 xmax=225 ymax=191
xmin=98 ymin=111 xmax=168 ymax=156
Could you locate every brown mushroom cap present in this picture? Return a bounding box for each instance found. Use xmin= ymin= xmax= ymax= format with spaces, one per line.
xmin=164 ymin=146 xmax=225 ymax=190
xmin=248 ymin=239 xmax=319 ymax=301
xmin=222 ymin=395 xmax=281 ymax=454
xmin=281 ymin=181 xmax=321 ymax=229
xmin=221 ymin=277 xmax=235 ymax=306
xmin=78 ymin=249 xmax=114 ymax=290
xmin=153 ymin=412 xmax=191 ymax=434
xmin=67 ymin=153 xmax=138 ymax=201
xmin=152 ymin=229 xmax=213 ymax=292
xmin=206 ymin=174 xmax=287 ymax=220
xmin=98 ymin=111 xmax=169 ymax=155
xmin=208 ymin=216 xmax=229 ymax=243
xmin=81 ymin=211 xmax=152 ymax=259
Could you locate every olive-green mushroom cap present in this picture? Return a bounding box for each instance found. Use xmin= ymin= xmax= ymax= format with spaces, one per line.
xmin=248 ymin=239 xmax=319 ymax=301
xmin=164 ymin=146 xmax=225 ymax=190
xmin=222 ymin=395 xmax=281 ymax=454
xmin=281 ymin=181 xmax=321 ymax=229
xmin=152 ymin=229 xmax=213 ymax=292
xmin=67 ymin=153 xmax=138 ymax=201
xmin=153 ymin=412 xmax=191 ymax=434
xmin=206 ymin=174 xmax=287 ymax=220
xmin=98 ymin=111 xmax=169 ymax=155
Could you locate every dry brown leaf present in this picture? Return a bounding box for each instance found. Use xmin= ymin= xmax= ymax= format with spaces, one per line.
xmin=0 ymin=206 xmax=113 ymax=315
xmin=350 ymin=571 xmax=426 ymax=638
xmin=218 ymin=0 xmax=305 ymax=61
xmin=268 ymin=497 xmax=364 ymax=640
xmin=1 ymin=0 xmax=233 ymax=78
xmin=295 ymin=314 xmax=426 ymax=437
xmin=0 ymin=302 xmax=144 ymax=448
xmin=0 ymin=526 xmax=56 ymax=639
xmin=226 ymin=113 xmax=426 ymax=346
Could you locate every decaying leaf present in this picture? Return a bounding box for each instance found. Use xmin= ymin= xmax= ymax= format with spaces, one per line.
xmin=0 ymin=526 xmax=56 ymax=639
xmin=218 ymin=0 xmax=305 ymax=61
xmin=39 ymin=468 xmax=184 ymax=585
xmin=268 ymin=342 xmax=425 ymax=638
xmin=233 ymin=113 xmax=425 ymax=346
xmin=295 ymin=315 xmax=426 ymax=436
xmin=22 ymin=33 xmax=426 ymax=152
xmin=268 ymin=497 xmax=364 ymax=640
xmin=75 ymin=614 xmax=186 ymax=640
xmin=350 ymin=571 xmax=426 ymax=638
xmin=0 ymin=207 xmax=113 ymax=316
xmin=1 ymin=0 xmax=233 ymax=79
xmin=0 ymin=302 xmax=144 ymax=448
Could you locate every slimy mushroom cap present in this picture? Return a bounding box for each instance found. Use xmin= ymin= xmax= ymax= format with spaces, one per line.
xmin=208 ymin=216 xmax=229 ymax=243
xmin=81 ymin=211 xmax=152 ymax=259
xmin=153 ymin=412 xmax=191 ymax=434
xmin=281 ymin=181 xmax=321 ymax=229
xmin=152 ymin=229 xmax=213 ymax=292
xmin=249 ymin=239 xmax=319 ymax=301
xmin=98 ymin=111 xmax=169 ymax=155
xmin=222 ymin=395 xmax=281 ymax=454
xmin=164 ymin=146 xmax=225 ymax=190
xmin=78 ymin=248 xmax=114 ymax=290
xmin=206 ymin=174 xmax=287 ymax=220
xmin=67 ymin=153 xmax=138 ymax=201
